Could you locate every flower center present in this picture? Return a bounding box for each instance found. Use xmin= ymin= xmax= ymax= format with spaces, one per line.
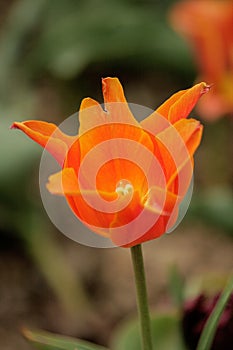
xmin=115 ymin=179 xmax=133 ymax=196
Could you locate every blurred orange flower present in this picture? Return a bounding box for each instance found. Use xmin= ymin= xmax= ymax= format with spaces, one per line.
xmin=12 ymin=78 xmax=208 ymax=247
xmin=170 ymin=0 xmax=233 ymax=120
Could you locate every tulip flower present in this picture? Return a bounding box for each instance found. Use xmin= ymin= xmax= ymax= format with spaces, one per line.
xmin=169 ymin=0 xmax=233 ymax=120
xmin=12 ymin=78 xmax=209 ymax=247
xmin=13 ymin=78 xmax=210 ymax=350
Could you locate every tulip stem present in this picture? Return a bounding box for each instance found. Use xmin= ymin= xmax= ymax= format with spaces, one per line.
xmin=130 ymin=244 xmax=153 ymax=350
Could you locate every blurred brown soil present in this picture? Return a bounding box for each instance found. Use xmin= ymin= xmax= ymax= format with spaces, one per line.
xmin=0 ymin=0 xmax=16 ymax=30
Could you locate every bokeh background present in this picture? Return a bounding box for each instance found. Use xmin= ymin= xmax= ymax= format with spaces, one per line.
xmin=0 ymin=0 xmax=232 ymax=349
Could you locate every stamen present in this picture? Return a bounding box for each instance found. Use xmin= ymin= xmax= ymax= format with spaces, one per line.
xmin=116 ymin=179 xmax=133 ymax=196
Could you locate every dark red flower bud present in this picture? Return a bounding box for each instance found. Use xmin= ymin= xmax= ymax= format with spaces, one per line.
xmin=182 ymin=293 xmax=233 ymax=350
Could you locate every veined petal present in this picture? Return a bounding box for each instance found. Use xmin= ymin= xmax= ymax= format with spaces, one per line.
xmin=68 ymin=123 xmax=154 ymax=188
xmin=154 ymin=118 xmax=203 ymax=195
xmin=102 ymin=77 xmax=129 ymax=103
xmin=155 ymin=118 xmax=203 ymax=161
xmin=156 ymin=90 xmax=186 ymax=120
xmin=167 ymin=120 xmax=203 ymax=195
xmin=79 ymin=97 xmax=106 ymax=136
xmin=69 ymin=189 xmax=138 ymax=234
xmin=156 ymin=82 xmax=210 ymax=124
xmin=110 ymin=187 xmax=178 ymax=247
xmin=47 ymin=167 xmax=117 ymax=200
xmin=173 ymin=118 xmax=203 ymax=156
xmin=156 ymin=119 xmax=202 ymax=195
xmin=143 ymin=186 xmax=179 ymax=216
xmin=47 ymin=167 xmax=129 ymax=232
xmin=102 ymin=77 xmax=139 ymax=126
xmin=47 ymin=168 xmax=79 ymax=195
xmin=11 ymin=120 xmax=75 ymax=166
xmin=78 ymin=79 xmax=145 ymax=165
xmin=96 ymin=158 xmax=148 ymax=197
xmin=140 ymin=110 xmax=171 ymax=135
xmin=78 ymin=78 xmax=138 ymax=139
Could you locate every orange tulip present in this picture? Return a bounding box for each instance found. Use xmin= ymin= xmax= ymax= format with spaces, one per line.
xmin=12 ymin=78 xmax=209 ymax=247
xmin=170 ymin=0 xmax=233 ymax=120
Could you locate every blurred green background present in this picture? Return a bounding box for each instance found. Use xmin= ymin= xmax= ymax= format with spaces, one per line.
xmin=0 ymin=0 xmax=232 ymax=349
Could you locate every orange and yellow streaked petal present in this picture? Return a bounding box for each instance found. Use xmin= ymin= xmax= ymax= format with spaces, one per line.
xmin=79 ymin=97 xmax=106 ymax=136
xmin=11 ymin=121 xmax=75 ymax=166
xmin=156 ymin=82 xmax=210 ymax=124
xmin=102 ymin=77 xmax=139 ymax=126
xmin=173 ymin=118 xmax=203 ymax=157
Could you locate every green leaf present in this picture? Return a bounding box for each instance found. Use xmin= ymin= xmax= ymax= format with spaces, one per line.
xmin=23 ymin=328 xmax=109 ymax=350
xmin=111 ymin=313 xmax=187 ymax=350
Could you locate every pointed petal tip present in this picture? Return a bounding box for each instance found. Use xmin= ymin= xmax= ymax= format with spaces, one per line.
xmin=10 ymin=122 xmax=20 ymax=130
xmin=102 ymin=76 xmax=118 ymax=82
xmin=46 ymin=171 xmax=64 ymax=195
xmin=80 ymin=97 xmax=100 ymax=110
xmin=102 ymin=77 xmax=121 ymax=90
xmin=200 ymin=82 xmax=212 ymax=95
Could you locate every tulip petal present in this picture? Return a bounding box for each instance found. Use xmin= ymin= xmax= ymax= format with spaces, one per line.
xmin=155 ymin=90 xmax=186 ymax=120
xmin=47 ymin=167 xmax=117 ymax=200
xmin=47 ymin=168 xmax=79 ymax=195
xmin=156 ymin=82 xmax=210 ymax=124
xmin=78 ymin=80 xmax=146 ymax=166
xmin=11 ymin=121 xmax=75 ymax=166
xmin=156 ymin=118 xmax=203 ymax=159
xmin=47 ymin=167 xmax=119 ymax=232
xmin=156 ymin=118 xmax=203 ymax=194
xmin=110 ymin=186 xmax=179 ymax=247
xmin=72 ymin=122 xmax=154 ymax=186
xmin=78 ymin=78 xmax=138 ymax=140
xmin=79 ymin=97 xmax=106 ymax=135
xmin=109 ymin=190 xmax=144 ymax=246
xmin=143 ymin=186 xmax=179 ymax=216
xmin=102 ymin=77 xmax=139 ymax=126
xmin=102 ymin=77 xmax=129 ymax=103
xmin=173 ymin=118 xmax=203 ymax=156
xmin=140 ymin=110 xmax=171 ymax=135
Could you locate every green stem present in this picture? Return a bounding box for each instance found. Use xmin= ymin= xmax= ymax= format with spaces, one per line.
xmin=130 ymin=244 xmax=153 ymax=350
xmin=197 ymin=275 xmax=233 ymax=350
